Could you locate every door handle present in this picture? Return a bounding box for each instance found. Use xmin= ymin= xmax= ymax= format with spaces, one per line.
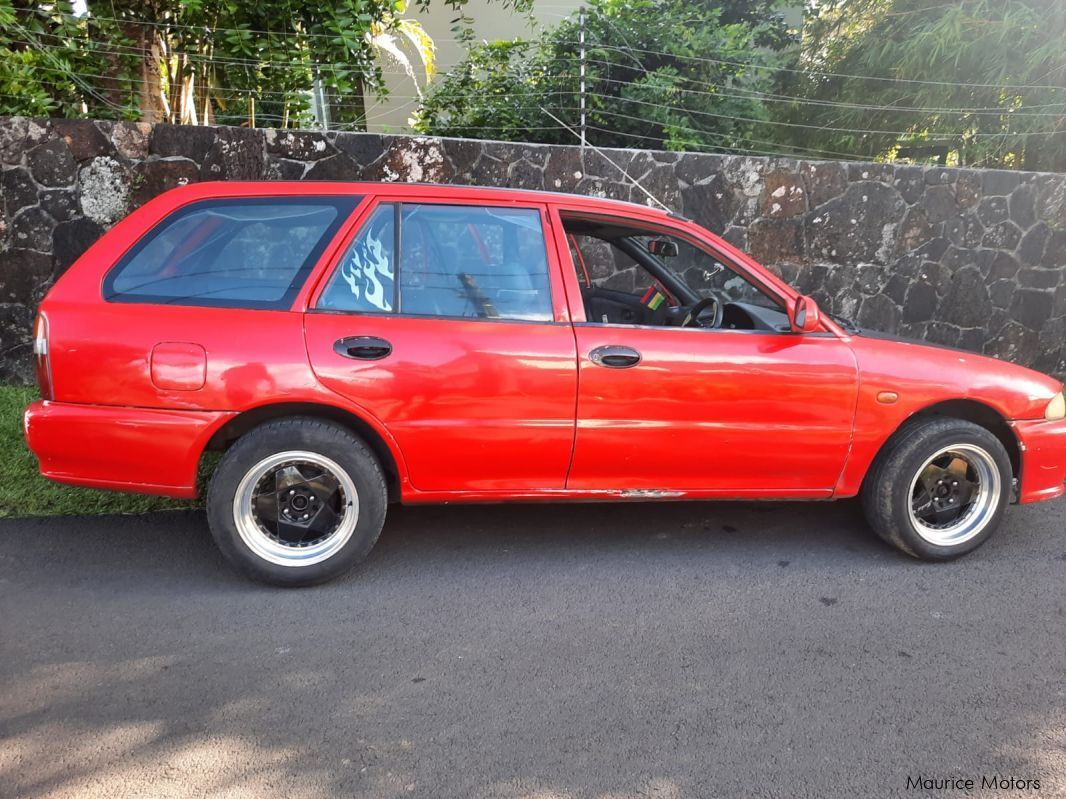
xmin=589 ymin=345 xmax=641 ymax=369
xmin=334 ymin=336 xmax=392 ymax=361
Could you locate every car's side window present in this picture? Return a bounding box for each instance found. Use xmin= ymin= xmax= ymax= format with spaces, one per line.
xmin=562 ymin=215 xmax=786 ymax=331
xmin=317 ymin=203 xmax=553 ymax=323
xmin=104 ymin=196 xmax=358 ymax=309
xmin=318 ymin=204 xmax=397 ymax=313
xmin=400 ymin=204 xmax=552 ymax=321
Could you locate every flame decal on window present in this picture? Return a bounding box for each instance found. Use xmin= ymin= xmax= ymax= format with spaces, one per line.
xmin=340 ymin=230 xmax=394 ymax=312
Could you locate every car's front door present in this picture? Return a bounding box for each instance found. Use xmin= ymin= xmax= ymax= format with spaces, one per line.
xmin=553 ymin=208 xmax=858 ymax=496
xmin=304 ymin=198 xmax=577 ymax=493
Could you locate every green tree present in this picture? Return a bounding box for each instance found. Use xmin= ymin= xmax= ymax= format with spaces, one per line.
xmin=0 ymin=0 xmax=132 ymax=119
xmin=414 ymin=0 xmax=798 ymax=154
xmin=773 ymin=0 xmax=1066 ymax=171
xmin=0 ymin=0 xmax=531 ymax=129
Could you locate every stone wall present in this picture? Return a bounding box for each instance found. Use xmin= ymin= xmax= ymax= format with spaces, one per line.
xmin=1 ymin=116 xmax=1065 ymax=383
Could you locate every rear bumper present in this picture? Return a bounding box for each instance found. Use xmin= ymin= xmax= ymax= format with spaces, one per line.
xmin=24 ymin=400 xmax=235 ymax=499
xmin=1011 ymin=418 xmax=1066 ymax=504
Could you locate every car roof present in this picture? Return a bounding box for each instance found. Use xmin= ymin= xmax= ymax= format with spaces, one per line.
xmin=181 ymin=180 xmax=675 ymax=218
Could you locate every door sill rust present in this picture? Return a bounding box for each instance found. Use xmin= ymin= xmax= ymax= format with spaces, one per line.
xmin=616 ymin=489 xmax=686 ymax=499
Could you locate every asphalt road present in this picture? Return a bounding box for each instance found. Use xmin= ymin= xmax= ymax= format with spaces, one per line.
xmin=1 ymin=499 xmax=1064 ymax=799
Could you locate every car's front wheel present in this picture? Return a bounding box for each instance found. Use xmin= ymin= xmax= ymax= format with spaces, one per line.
xmin=861 ymin=417 xmax=1012 ymax=560
xmin=206 ymin=417 xmax=387 ymax=586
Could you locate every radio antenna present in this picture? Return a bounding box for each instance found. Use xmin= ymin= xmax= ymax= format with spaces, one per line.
xmin=540 ymin=106 xmax=673 ymax=213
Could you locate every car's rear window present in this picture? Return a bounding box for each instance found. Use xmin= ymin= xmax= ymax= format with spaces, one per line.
xmin=104 ymin=197 xmax=358 ymax=308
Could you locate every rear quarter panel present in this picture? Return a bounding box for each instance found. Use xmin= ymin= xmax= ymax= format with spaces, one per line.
xmin=46 ymin=301 xmax=320 ymax=411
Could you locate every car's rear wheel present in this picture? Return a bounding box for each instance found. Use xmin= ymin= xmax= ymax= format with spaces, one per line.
xmin=206 ymin=417 xmax=387 ymax=586
xmin=861 ymin=417 xmax=1012 ymax=560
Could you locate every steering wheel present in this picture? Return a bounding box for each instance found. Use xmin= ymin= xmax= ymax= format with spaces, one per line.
xmin=680 ymin=294 xmax=724 ymax=329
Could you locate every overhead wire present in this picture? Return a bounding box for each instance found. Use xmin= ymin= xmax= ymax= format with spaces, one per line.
xmin=582 ymin=60 xmax=1066 ymax=117
xmin=23 ymin=7 xmax=489 ymax=45
xmin=542 ymin=30 xmax=1066 ymax=92
xmin=14 ymin=46 xmax=1063 ymax=140
xmin=16 ymin=28 xmax=1066 ymax=124
xmin=8 ymin=8 xmax=1063 ymax=162
xmin=25 ymin=6 xmax=1066 ymax=92
xmin=583 ymin=95 xmax=1063 ymax=140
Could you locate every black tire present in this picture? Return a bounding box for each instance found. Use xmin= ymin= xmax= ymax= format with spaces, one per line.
xmin=206 ymin=416 xmax=387 ymax=586
xmin=860 ymin=416 xmax=1012 ymax=561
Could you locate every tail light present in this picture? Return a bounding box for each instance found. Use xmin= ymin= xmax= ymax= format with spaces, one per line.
xmin=33 ymin=312 xmax=53 ymax=400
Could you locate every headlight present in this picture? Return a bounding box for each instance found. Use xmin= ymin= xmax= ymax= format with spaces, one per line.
xmin=1046 ymin=392 xmax=1066 ymax=420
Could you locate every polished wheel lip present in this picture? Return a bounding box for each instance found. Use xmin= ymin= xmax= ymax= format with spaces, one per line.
xmin=233 ymin=450 xmax=359 ymax=568
xmin=907 ymin=442 xmax=1000 ymax=547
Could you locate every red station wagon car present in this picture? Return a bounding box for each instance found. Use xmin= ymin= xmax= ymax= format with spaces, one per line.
xmin=24 ymin=181 xmax=1066 ymax=585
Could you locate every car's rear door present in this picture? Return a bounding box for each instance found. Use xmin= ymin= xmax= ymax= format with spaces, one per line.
xmin=303 ymin=195 xmax=578 ymax=494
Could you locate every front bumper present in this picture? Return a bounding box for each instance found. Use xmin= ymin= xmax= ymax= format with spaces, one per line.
xmin=1011 ymin=418 xmax=1066 ymax=504
xmin=24 ymin=400 xmax=235 ymax=498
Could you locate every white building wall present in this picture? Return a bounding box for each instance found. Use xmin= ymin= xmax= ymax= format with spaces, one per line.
xmin=365 ymin=0 xmax=583 ymax=133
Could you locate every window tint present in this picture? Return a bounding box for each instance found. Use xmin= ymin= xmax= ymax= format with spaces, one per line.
xmin=104 ymin=197 xmax=356 ymax=308
xmin=402 ymin=205 xmax=552 ymax=321
xmin=316 ymin=203 xmax=553 ymax=322
xmin=318 ymin=204 xmax=397 ymax=313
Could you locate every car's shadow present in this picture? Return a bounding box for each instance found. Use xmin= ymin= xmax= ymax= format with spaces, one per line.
xmin=2 ymin=497 xmax=1056 ymax=591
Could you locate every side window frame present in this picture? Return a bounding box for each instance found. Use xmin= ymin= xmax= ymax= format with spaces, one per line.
xmin=309 ymin=196 xmax=569 ymax=325
xmin=102 ymin=195 xmax=360 ymax=310
xmin=548 ymin=206 xmax=794 ymax=333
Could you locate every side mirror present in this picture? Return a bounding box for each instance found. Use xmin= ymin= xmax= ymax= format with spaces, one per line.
xmin=789 ymin=295 xmax=821 ymax=334
xmin=647 ymin=239 xmax=679 ymax=257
